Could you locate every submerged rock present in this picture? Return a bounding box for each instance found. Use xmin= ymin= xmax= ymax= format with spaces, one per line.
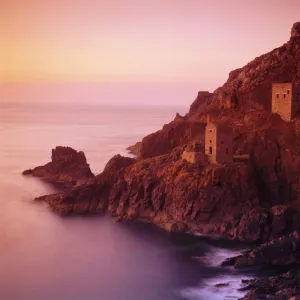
xmin=22 ymin=146 xmax=94 ymax=187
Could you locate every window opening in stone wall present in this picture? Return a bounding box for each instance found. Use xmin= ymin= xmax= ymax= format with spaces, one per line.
xmin=209 ymin=146 xmax=212 ymax=154
xmin=283 ymin=94 xmax=286 ymax=98
xmin=209 ymin=140 xmax=212 ymax=143
xmin=276 ymin=93 xmax=279 ymax=98
xmin=209 ymin=129 xmax=212 ymax=132
xmin=287 ymin=90 xmax=290 ymax=95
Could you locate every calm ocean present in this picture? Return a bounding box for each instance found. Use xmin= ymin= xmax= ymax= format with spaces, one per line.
xmin=0 ymin=101 xmax=250 ymax=300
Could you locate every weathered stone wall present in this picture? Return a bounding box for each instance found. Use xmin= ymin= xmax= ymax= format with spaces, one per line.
xmin=272 ymin=83 xmax=293 ymax=121
xmin=216 ymin=131 xmax=233 ymax=164
xmin=205 ymin=123 xmax=217 ymax=163
xmin=181 ymin=151 xmax=207 ymax=164
xmin=205 ymin=122 xmax=233 ymax=164
xmin=292 ymin=83 xmax=300 ymax=117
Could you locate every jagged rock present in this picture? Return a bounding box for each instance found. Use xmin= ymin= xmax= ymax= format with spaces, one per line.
xmin=174 ymin=113 xmax=186 ymax=122
xmin=188 ymin=91 xmax=213 ymax=116
xmin=138 ymin=121 xmax=207 ymax=158
xmin=269 ymin=205 xmax=300 ymax=240
xmin=126 ymin=142 xmax=142 ymax=157
xmin=291 ymin=22 xmax=300 ymax=38
xmin=103 ymin=154 xmax=136 ymax=173
xmin=222 ymin=231 xmax=300 ymax=268
xmin=22 ymin=146 xmax=94 ymax=187
xmin=240 ymin=270 xmax=300 ymax=300
xmin=33 ymin=147 xmax=284 ymax=241
xmin=236 ymin=208 xmax=270 ymax=242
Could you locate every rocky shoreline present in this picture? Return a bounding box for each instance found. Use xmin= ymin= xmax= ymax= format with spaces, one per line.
xmin=23 ymin=22 xmax=300 ymax=299
xmin=24 ymin=147 xmax=300 ymax=299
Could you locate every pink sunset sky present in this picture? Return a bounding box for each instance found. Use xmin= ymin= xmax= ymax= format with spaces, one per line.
xmin=1 ymin=0 xmax=300 ymax=105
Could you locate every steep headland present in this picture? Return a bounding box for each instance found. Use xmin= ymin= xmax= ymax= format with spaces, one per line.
xmin=25 ymin=22 xmax=300 ymax=299
xmin=29 ymin=22 xmax=300 ymax=241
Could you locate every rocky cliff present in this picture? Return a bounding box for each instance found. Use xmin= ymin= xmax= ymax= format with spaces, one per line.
xmin=33 ymin=149 xmax=300 ymax=245
xmin=31 ymin=23 xmax=300 ymax=241
xmin=138 ymin=22 xmax=300 ymax=154
xmin=23 ymin=146 xmax=94 ymax=186
xmin=25 ymin=22 xmax=300 ymax=299
xmin=129 ymin=23 xmax=300 ymax=208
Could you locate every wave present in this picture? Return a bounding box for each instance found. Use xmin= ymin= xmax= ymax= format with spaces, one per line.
xmin=180 ymin=246 xmax=251 ymax=299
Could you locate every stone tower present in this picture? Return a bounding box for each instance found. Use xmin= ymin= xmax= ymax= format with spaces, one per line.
xmin=272 ymin=82 xmax=300 ymax=121
xmin=205 ymin=118 xmax=233 ymax=164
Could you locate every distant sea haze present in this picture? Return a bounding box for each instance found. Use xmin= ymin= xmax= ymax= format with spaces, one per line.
xmin=0 ymin=100 xmax=251 ymax=300
xmin=0 ymin=81 xmax=220 ymax=106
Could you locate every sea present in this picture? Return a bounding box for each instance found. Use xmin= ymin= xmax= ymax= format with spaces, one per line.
xmin=0 ymin=99 xmax=253 ymax=300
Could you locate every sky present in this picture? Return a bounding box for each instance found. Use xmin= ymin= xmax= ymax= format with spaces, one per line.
xmin=1 ymin=0 xmax=300 ymax=105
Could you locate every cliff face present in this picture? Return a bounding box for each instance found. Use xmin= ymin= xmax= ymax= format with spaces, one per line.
xmin=128 ymin=23 xmax=300 ymax=207
xmin=138 ymin=23 xmax=300 ymax=160
xmin=29 ymin=23 xmax=300 ymax=243
xmin=139 ymin=119 xmax=206 ymax=158
xmin=35 ymin=150 xmax=300 ymax=243
xmin=36 ymin=152 xmax=255 ymax=237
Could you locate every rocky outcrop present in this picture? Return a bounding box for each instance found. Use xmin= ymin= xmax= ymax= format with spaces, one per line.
xmin=240 ymin=269 xmax=300 ymax=300
xmin=126 ymin=142 xmax=141 ymax=157
xmin=23 ymin=146 xmax=94 ymax=186
xmin=31 ymin=148 xmax=300 ymax=244
xmin=188 ymin=91 xmax=213 ymax=116
xmin=33 ymin=151 xmax=251 ymax=233
xmin=103 ymin=154 xmax=136 ymax=173
xmin=138 ymin=120 xmax=206 ymax=158
xmin=223 ymin=231 xmax=300 ymax=268
xmin=291 ymin=22 xmax=300 ymax=39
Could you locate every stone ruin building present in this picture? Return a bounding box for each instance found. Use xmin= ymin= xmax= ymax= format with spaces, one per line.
xmin=205 ymin=119 xmax=233 ymax=164
xmin=181 ymin=141 xmax=207 ymax=164
xmin=181 ymin=117 xmax=233 ymax=164
xmin=272 ymin=82 xmax=300 ymax=121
